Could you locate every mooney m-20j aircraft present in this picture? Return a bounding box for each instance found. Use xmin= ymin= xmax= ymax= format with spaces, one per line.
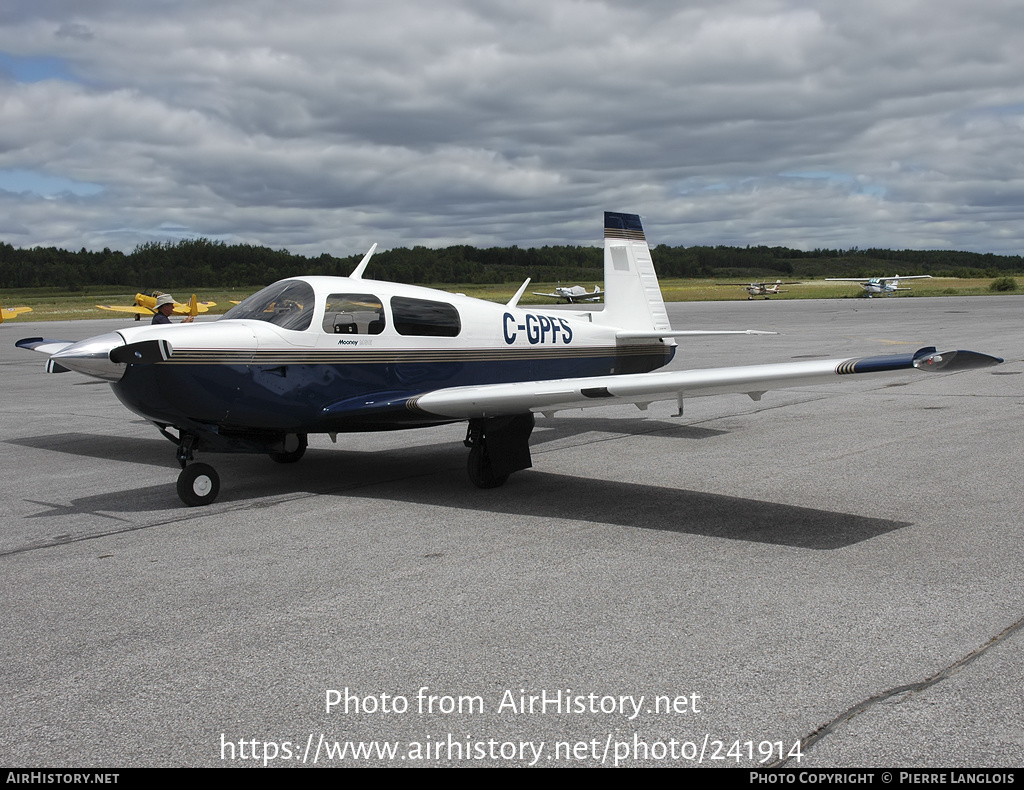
xmin=18 ymin=213 xmax=1000 ymax=506
xmin=826 ymin=275 xmax=932 ymax=297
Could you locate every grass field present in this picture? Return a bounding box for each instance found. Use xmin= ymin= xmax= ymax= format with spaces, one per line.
xmin=0 ymin=277 xmax=1018 ymax=322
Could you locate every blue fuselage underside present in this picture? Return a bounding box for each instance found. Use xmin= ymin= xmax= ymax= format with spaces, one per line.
xmin=112 ymin=347 xmax=675 ymax=437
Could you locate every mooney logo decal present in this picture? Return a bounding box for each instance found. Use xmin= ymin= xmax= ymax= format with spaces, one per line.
xmin=503 ymin=312 xmax=574 ymax=345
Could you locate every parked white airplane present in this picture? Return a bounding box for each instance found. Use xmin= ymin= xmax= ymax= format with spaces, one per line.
xmin=826 ymin=275 xmax=932 ymax=297
xmin=725 ymin=280 xmax=800 ymax=300
xmin=532 ymin=283 xmax=603 ymax=303
xmin=17 ymin=213 xmax=1000 ymax=506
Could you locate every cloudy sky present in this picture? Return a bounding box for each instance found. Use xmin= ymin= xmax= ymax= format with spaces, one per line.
xmin=2 ymin=0 xmax=1024 ymax=257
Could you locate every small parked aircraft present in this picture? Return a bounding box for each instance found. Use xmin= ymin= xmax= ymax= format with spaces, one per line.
xmin=533 ymin=283 xmax=603 ymax=303
xmin=17 ymin=213 xmax=1000 ymax=506
xmin=826 ymin=275 xmax=931 ymax=297
xmin=96 ymin=292 xmax=215 ymax=319
xmin=725 ymin=280 xmax=800 ymax=300
xmin=1 ymin=301 xmax=32 ymax=323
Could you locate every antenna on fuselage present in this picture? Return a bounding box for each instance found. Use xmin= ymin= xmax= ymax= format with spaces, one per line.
xmin=348 ymin=244 xmax=378 ymax=280
xmin=507 ymin=278 xmax=531 ymax=307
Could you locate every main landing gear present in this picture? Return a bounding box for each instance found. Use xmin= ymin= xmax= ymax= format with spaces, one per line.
xmin=269 ymin=433 xmax=307 ymax=464
xmin=464 ymin=414 xmax=535 ymax=489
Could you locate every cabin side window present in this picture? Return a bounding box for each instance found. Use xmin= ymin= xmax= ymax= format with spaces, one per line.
xmin=322 ymin=294 xmax=386 ymax=335
xmin=390 ymin=296 xmax=462 ymax=337
xmin=222 ymin=280 xmax=315 ymax=331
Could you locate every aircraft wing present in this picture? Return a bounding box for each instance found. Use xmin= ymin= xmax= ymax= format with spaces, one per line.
xmin=98 ymin=300 xmax=215 ymax=315
xmin=826 ymin=276 xmax=931 ymax=283
xmin=615 ymin=330 xmax=775 ymax=340
xmin=97 ymin=304 xmax=154 ymax=315
xmin=1 ymin=305 xmax=32 ymax=322
xmin=531 ymin=292 xmax=562 ymax=299
xmin=408 ymin=347 xmax=1001 ymax=420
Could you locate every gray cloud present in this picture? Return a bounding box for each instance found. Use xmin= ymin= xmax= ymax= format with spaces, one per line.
xmin=1 ymin=0 xmax=1024 ymax=256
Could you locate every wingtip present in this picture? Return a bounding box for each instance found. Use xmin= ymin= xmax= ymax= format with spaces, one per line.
xmin=913 ymin=348 xmax=1004 ymax=371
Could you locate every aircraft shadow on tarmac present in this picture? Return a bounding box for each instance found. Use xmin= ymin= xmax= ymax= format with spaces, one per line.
xmin=10 ymin=433 xmax=176 ymax=468
xmin=348 ymin=468 xmax=911 ymax=551
xmin=529 ymin=415 xmax=728 ymax=444
xmin=12 ymin=425 xmax=909 ymax=550
xmin=7 ymin=417 xmax=722 ymax=469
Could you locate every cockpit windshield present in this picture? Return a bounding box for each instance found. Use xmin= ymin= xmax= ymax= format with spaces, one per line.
xmin=222 ymin=280 xmax=316 ymax=331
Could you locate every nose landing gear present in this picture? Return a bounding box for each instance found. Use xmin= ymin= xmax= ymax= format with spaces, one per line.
xmin=177 ymin=463 xmax=220 ymax=507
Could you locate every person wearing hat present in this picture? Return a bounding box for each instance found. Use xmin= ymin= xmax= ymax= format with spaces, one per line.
xmin=152 ymin=294 xmax=194 ymax=325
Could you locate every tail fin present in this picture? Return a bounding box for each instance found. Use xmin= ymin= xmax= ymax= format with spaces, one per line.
xmin=595 ymin=211 xmax=670 ymax=331
xmin=188 ymin=294 xmax=199 ymax=317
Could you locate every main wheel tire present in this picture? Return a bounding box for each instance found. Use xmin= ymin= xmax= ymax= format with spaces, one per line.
xmin=269 ymin=433 xmax=307 ymax=464
xmin=467 ymin=444 xmax=509 ymax=489
xmin=177 ymin=463 xmax=220 ymax=506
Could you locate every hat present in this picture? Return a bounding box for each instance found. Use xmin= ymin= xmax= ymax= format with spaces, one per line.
xmin=155 ymin=294 xmax=176 ymax=308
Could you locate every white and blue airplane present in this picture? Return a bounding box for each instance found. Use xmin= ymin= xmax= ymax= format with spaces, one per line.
xmin=826 ymin=274 xmax=932 ymax=297
xmin=17 ymin=213 xmax=1000 ymax=506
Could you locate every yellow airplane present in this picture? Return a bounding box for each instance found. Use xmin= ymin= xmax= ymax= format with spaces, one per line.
xmin=96 ymin=292 xmax=214 ymax=320
xmin=0 ymin=301 xmax=33 ymax=323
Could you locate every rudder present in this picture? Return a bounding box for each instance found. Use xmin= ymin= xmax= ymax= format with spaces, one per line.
xmin=597 ymin=212 xmax=670 ymax=332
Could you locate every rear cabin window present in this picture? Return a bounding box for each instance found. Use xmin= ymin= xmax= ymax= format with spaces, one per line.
xmin=322 ymin=294 xmax=386 ymax=335
xmin=390 ymin=296 xmax=461 ymax=337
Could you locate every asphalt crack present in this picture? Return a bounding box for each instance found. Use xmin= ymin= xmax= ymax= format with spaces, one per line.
xmin=771 ymin=613 xmax=1024 ymax=767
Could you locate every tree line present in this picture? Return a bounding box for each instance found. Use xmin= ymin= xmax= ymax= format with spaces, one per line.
xmin=1 ymin=237 xmax=1021 ymax=291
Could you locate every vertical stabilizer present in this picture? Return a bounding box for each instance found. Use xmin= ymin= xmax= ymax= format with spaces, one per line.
xmin=596 ymin=212 xmax=671 ymax=331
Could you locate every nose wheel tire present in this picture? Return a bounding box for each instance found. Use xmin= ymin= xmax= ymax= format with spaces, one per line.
xmin=177 ymin=463 xmax=220 ymax=506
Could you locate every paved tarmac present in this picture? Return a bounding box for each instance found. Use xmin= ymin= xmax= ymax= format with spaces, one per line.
xmin=1 ymin=295 xmax=1021 ymax=768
